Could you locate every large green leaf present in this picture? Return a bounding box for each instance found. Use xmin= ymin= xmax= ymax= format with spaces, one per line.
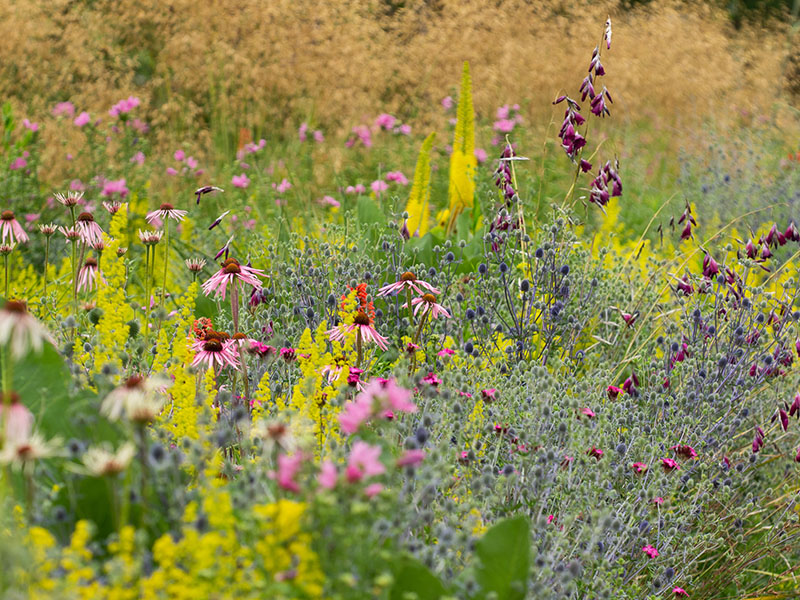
xmin=474 ymin=515 xmax=530 ymax=600
xmin=390 ymin=556 xmax=447 ymax=600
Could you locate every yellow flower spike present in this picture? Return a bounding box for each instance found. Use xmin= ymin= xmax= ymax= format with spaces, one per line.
xmin=446 ymin=61 xmax=476 ymax=235
xmin=405 ymin=131 xmax=436 ymax=237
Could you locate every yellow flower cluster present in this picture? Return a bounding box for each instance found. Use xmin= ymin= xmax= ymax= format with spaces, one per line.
xmin=21 ymin=491 xmax=325 ymax=599
xmin=90 ymin=210 xmax=133 ymax=380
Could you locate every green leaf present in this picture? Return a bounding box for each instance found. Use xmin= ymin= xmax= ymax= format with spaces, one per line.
xmin=474 ymin=515 xmax=530 ymax=600
xmin=390 ymin=556 xmax=447 ymax=600
xmin=357 ymin=195 xmax=385 ymax=228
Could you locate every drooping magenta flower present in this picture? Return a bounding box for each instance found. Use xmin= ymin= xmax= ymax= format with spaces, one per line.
xmin=702 ymin=253 xmax=719 ymax=278
xmin=74 ymin=211 xmax=104 ymax=245
xmin=0 ymin=211 xmax=29 ymax=244
xmin=77 ymin=257 xmax=102 ymax=292
xmin=191 ymin=337 xmax=240 ymax=370
xmin=642 ymin=545 xmax=659 ymax=559
xmin=661 ymin=457 xmax=681 ymax=472
xmin=326 ymin=310 xmax=388 ymax=351
xmin=378 ymin=271 xmax=440 ymax=297
xmin=403 ymin=293 xmax=451 ymax=320
xmin=672 ymin=588 xmax=688 ymax=597
xmin=146 ymin=203 xmax=187 ymax=224
xmin=670 ymin=444 xmax=698 ymax=459
xmin=201 ymin=258 xmax=264 ymax=300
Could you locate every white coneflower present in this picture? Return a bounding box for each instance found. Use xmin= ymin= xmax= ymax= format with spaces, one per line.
xmin=101 ymin=374 xmax=170 ymax=423
xmin=0 ymin=431 xmax=61 ymax=470
xmin=83 ymin=442 xmax=136 ymax=477
xmin=0 ymin=300 xmax=54 ymax=358
xmin=55 ymin=190 xmax=83 ymax=207
xmin=137 ymin=229 xmax=163 ymax=246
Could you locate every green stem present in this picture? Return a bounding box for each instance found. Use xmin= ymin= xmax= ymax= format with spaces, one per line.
xmin=43 ymin=237 xmax=50 ymax=297
xmin=1 ymin=346 xmax=10 ymax=394
xmin=356 ymin=327 xmax=363 ymax=370
xmin=161 ymin=223 xmax=170 ymax=309
xmin=3 ymin=253 xmax=8 ymax=299
xmin=143 ymin=246 xmax=151 ymax=351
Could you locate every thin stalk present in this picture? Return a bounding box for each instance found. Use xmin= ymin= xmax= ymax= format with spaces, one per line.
xmin=356 ymin=327 xmax=363 ymax=370
xmin=43 ymin=237 xmax=50 ymax=296
xmin=3 ymin=253 xmax=8 ymax=299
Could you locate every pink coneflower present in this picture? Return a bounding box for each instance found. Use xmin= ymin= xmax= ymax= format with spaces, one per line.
xmin=403 ymin=293 xmax=451 ymax=320
xmin=55 ymin=190 xmax=83 ymax=208
xmin=102 ymin=201 xmax=123 ymax=214
xmin=326 ymin=310 xmax=389 ymax=351
xmin=346 ymin=441 xmax=385 ymax=482
xmin=0 ymin=211 xmax=29 ymax=244
xmin=191 ymin=337 xmax=240 ymax=370
xmin=378 ymin=271 xmax=440 ymax=297
xmin=642 ymin=545 xmax=659 ymax=559
xmin=59 ymin=226 xmax=81 ymax=242
xmin=77 ymin=257 xmax=102 ymax=292
xmin=185 ymin=258 xmax=206 ymax=273
xmin=201 ymin=258 xmax=264 ymax=300
xmin=146 ymin=203 xmax=187 ymax=225
xmin=75 ymin=211 xmax=104 ymax=245
xmin=38 ymin=223 xmax=57 ymax=237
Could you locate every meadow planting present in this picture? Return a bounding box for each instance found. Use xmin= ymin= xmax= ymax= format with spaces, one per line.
xmin=1 ymin=2 xmax=800 ymax=599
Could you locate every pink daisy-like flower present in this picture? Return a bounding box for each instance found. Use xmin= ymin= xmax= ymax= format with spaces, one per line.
xmin=0 ymin=211 xmax=29 ymax=244
xmin=146 ymin=203 xmax=187 ymax=225
xmin=326 ymin=310 xmax=389 ymax=351
xmin=74 ymin=211 xmax=104 ymax=245
xmin=191 ymin=337 xmax=240 ymax=370
xmin=403 ymin=293 xmax=451 ymax=320
xmin=642 ymin=545 xmax=659 ymax=559
xmin=201 ymin=258 xmax=265 ymax=300
xmin=378 ymin=271 xmax=440 ymax=297
xmin=77 ymin=257 xmax=103 ymax=292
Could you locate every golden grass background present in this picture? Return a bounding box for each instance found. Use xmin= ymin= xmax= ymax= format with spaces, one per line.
xmin=1 ymin=0 xmax=796 ymax=150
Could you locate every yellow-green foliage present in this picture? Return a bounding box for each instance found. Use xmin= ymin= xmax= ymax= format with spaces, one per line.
xmin=446 ymin=61 xmax=476 ymax=233
xmin=404 ymin=131 xmax=436 ymax=237
xmin=91 ymin=210 xmax=133 ymax=380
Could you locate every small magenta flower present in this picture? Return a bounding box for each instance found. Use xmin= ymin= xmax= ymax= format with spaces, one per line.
xmin=318 ymin=460 xmax=338 ymax=489
xmin=274 ymin=453 xmax=303 ymax=493
xmin=702 ymin=253 xmax=719 ymax=278
xmin=397 ymin=449 xmax=426 ymax=467
xmin=642 ymin=545 xmax=659 ymax=559
xmin=77 ymin=257 xmax=102 ymax=292
xmin=275 ymin=178 xmax=292 ymax=194
xmin=422 ymin=372 xmax=441 ymax=386
xmin=53 ymin=102 xmax=76 ymax=117
xmin=580 ymin=407 xmax=596 ymax=419
xmin=437 ymin=347 xmax=455 ymax=357
xmin=403 ymin=294 xmax=451 ymax=320
xmin=607 ymin=384 xmax=623 ymax=400
xmin=371 ymin=180 xmax=388 ymax=197
xmin=191 ymin=337 xmax=240 ymax=370
xmin=672 ymin=588 xmax=688 ymax=597
xmin=587 ymin=447 xmax=603 ymax=460
xmin=146 ymin=203 xmax=187 ymax=224
xmin=378 ymin=271 xmax=440 ymax=297
xmin=676 ymin=275 xmax=694 ymax=295
xmin=789 ymin=393 xmax=800 ymax=417
xmin=481 ymin=388 xmax=497 ymax=402
xmin=374 ymin=113 xmax=396 ymax=130
xmin=74 ymin=211 xmax=104 ymax=245
xmin=0 ymin=211 xmax=29 ymax=244
xmin=202 ymin=258 xmax=264 ymax=300
xmin=631 ymin=462 xmax=648 ymax=474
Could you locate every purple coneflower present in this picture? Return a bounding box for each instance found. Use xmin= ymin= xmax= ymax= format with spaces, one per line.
xmin=102 ymin=201 xmax=123 ymax=214
xmin=137 ymin=229 xmax=163 ymax=246
xmin=201 ymin=257 xmax=264 ymax=300
xmin=75 ymin=211 xmax=104 ymax=245
xmin=326 ymin=310 xmax=389 ymax=351
xmin=191 ymin=337 xmax=240 ymax=370
xmin=77 ymin=257 xmax=102 ymax=292
xmin=377 ymin=271 xmax=440 ymax=297
xmin=0 ymin=211 xmax=29 ymax=244
xmin=403 ymin=293 xmax=451 ymax=320
xmin=55 ymin=191 xmax=83 ymax=207
xmin=145 ymin=203 xmax=187 ymax=225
